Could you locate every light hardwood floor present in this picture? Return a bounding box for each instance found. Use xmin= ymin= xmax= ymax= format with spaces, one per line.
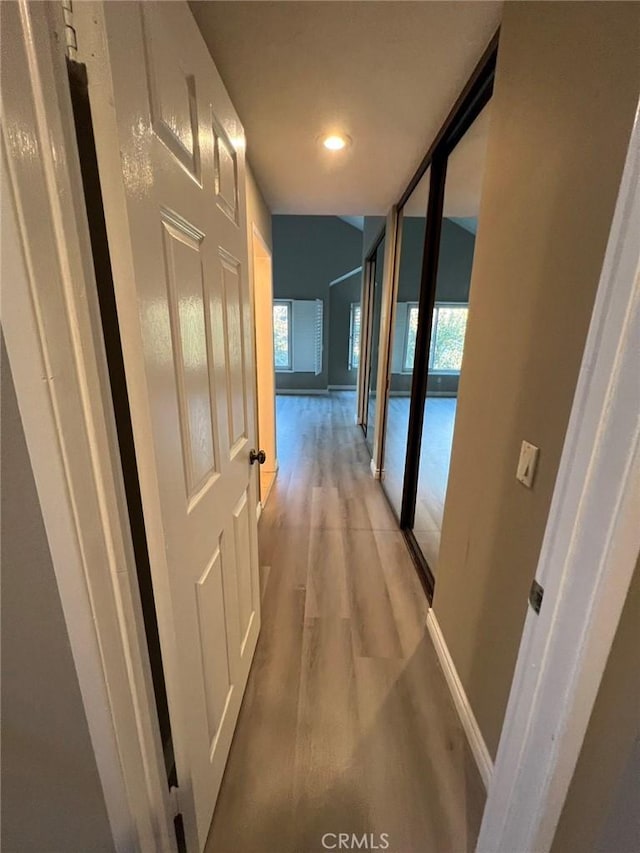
xmin=205 ymin=392 xmax=484 ymax=853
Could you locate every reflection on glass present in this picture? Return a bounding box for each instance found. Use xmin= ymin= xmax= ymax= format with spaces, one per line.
xmin=381 ymin=168 xmax=431 ymax=516
xmin=404 ymin=305 xmax=419 ymax=370
xmin=365 ymin=237 xmax=385 ymax=454
xmin=411 ymin=104 xmax=491 ymax=572
xmin=349 ymin=303 xmax=361 ymax=370
xmin=429 ymin=305 xmax=468 ymax=370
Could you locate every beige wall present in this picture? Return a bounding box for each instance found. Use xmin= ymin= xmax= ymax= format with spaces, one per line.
xmin=551 ymin=554 xmax=640 ymax=853
xmin=433 ymin=1 xmax=640 ymax=757
xmin=1 ymin=338 xmax=115 ymax=852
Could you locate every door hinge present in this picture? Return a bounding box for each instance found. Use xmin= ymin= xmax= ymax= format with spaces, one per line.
xmin=61 ymin=0 xmax=78 ymax=59
xmin=529 ymin=579 xmax=544 ymax=614
xmin=168 ymin=784 xmax=181 ymax=819
xmin=169 ymin=786 xmax=187 ymax=853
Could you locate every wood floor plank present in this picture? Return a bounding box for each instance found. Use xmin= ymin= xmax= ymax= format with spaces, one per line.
xmin=374 ymin=529 xmax=430 ymax=659
xmin=344 ymin=528 xmax=404 ymax=660
xmin=293 ymin=617 xmax=368 ymax=851
xmin=305 ymin=527 xmax=350 ymax=619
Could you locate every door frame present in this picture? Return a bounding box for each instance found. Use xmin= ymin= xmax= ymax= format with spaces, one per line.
xmin=359 ymin=228 xmax=387 ymax=455
xmin=250 ymin=223 xmax=278 ymax=511
xmin=356 ymin=258 xmax=371 ymax=428
xmin=358 ymin=236 xmax=381 ymax=439
xmin=477 ymin=98 xmax=640 ymax=853
xmin=2 ymin=2 xmax=176 ymax=850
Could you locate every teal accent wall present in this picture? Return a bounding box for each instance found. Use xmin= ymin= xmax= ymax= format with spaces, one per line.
xmin=272 ymin=216 xmax=363 ymax=391
xmin=329 ymin=271 xmax=362 ymax=388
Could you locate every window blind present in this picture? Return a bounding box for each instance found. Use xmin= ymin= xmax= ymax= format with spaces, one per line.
xmin=290 ymin=298 xmax=323 ymax=374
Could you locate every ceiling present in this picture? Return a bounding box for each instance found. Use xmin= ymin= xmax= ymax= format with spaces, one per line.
xmin=404 ymin=101 xmax=492 ymax=219
xmin=190 ymin=1 xmax=502 ymax=215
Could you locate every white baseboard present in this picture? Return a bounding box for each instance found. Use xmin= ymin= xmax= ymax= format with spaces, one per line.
xmin=369 ymin=458 xmax=382 ymax=479
xmin=256 ymin=501 xmax=263 ymax=522
xmin=426 ymin=609 xmax=493 ymax=789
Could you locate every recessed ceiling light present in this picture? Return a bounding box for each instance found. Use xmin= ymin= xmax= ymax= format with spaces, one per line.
xmin=322 ymin=134 xmax=350 ymax=151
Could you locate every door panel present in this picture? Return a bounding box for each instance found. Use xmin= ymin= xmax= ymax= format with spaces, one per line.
xmin=220 ymin=250 xmax=248 ymax=451
xmin=161 ymin=212 xmax=217 ymax=494
xmin=232 ymin=490 xmax=255 ymax=647
xmin=83 ymin=3 xmax=261 ymax=849
xmin=213 ymin=119 xmax=239 ymax=223
xmin=195 ymin=544 xmax=232 ymax=746
xmin=142 ymin=5 xmax=201 ymax=180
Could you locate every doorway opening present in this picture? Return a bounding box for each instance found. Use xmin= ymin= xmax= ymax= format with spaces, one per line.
xmin=269 ymin=215 xmax=369 ymax=462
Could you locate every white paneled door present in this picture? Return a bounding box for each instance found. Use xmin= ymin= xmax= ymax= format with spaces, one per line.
xmin=78 ymin=3 xmax=260 ymax=849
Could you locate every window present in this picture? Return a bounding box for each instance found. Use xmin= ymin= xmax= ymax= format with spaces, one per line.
xmin=273 ymin=300 xmax=292 ymax=371
xmin=403 ymin=303 xmax=419 ymax=371
xmin=273 ymin=298 xmax=324 ymax=373
xmin=348 ymin=303 xmax=361 ymax=370
xmin=429 ymin=304 xmax=468 ymax=372
xmin=402 ymin=302 xmax=469 ymax=373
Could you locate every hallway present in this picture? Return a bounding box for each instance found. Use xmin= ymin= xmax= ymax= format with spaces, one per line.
xmin=205 ymin=393 xmax=484 ymax=853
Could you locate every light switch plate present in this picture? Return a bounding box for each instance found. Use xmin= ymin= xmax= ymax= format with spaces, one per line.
xmin=517 ymin=440 xmax=539 ymax=488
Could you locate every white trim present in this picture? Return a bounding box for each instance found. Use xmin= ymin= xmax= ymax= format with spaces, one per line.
xmin=426 ymin=610 xmax=493 ymax=789
xmin=369 ymin=458 xmax=382 ymax=479
xmin=1 ymin=3 xmax=174 ymax=850
xmin=329 ymin=265 xmax=363 ymax=287
xmin=477 ymin=101 xmax=640 ymax=853
xmin=258 ymin=462 xmax=278 ymax=507
xmin=249 ymin=221 xmax=277 ymax=515
xmin=256 ymin=502 xmax=263 ymax=522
